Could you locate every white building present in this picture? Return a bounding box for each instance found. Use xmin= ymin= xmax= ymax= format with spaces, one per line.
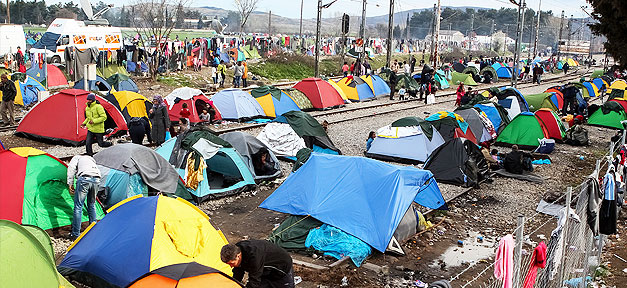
xmin=425 ymin=30 xmax=465 ymax=45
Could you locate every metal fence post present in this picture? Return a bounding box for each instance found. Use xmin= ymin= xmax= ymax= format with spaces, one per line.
xmin=513 ymin=215 xmax=525 ymax=287
xmin=559 ymin=187 xmax=573 ymax=284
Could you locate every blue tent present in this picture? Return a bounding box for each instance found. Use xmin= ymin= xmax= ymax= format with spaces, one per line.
xmin=362 ymin=75 xmax=391 ymax=97
xmin=15 ymin=76 xmax=46 ymax=106
xmin=126 ymin=62 xmax=149 ymax=73
xmin=353 ymin=77 xmax=376 ymax=101
xmin=556 ymin=61 xmax=563 ymax=70
xmin=106 ymin=74 xmax=139 ymax=93
xmin=211 ymin=88 xmax=266 ymax=120
xmin=496 ymin=67 xmax=513 ymax=78
xmin=260 ymin=153 xmax=445 ymax=252
xmin=73 ymin=75 xmax=112 ymax=92
xmin=155 ymin=128 xmax=256 ymax=202
xmin=491 ymin=63 xmax=503 ymax=71
xmin=582 ymin=82 xmax=598 ymax=98
xmin=474 ymin=102 xmax=507 ymax=133
xmin=220 ymin=51 xmax=230 ymax=63
xmin=592 ymin=78 xmax=605 ymax=90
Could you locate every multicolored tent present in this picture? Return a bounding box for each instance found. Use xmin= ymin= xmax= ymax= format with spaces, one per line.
xmin=58 ymin=195 xmax=232 ymax=288
xmin=454 ymin=107 xmax=497 ymax=143
xmin=360 ymin=74 xmax=391 ymax=97
xmin=105 ymin=90 xmax=152 ymax=121
xmin=494 ymin=87 xmax=530 ymax=121
xmin=0 ymin=147 xmax=104 ymax=230
xmin=334 ymin=76 xmax=375 ymax=102
xmin=211 ymin=88 xmax=265 ymax=120
xmin=496 ymin=112 xmax=549 ymax=149
xmin=0 ymin=220 xmax=75 ymax=288
xmin=26 ymin=63 xmax=68 ymax=88
xmin=535 ymin=108 xmax=566 ymax=141
xmin=15 ymin=89 xmax=128 ymax=146
xmin=472 ymin=101 xmax=511 ymax=134
xmin=1 ymin=75 xmax=47 ymax=106
xmin=156 ymin=127 xmax=256 ymax=202
xmin=165 ymin=87 xmax=222 ymax=123
xmin=249 ymin=86 xmax=301 ymax=118
xmin=607 ymin=79 xmax=627 ymax=94
xmin=326 ymin=79 xmax=349 ymax=101
xmin=426 ymin=111 xmax=478 ymax=144
xmin=107 ymin=73 xmax=139 ymax=93
xmin=293 ymin=78 xmax=345 ymax=109
xmin=582 ymin=82 xmax=599 ymax=98
xmin=128 ymin=262 xmax=243 ymax=288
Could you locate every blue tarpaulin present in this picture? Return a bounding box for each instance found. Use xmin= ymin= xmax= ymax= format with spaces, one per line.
xmin=305 ymin=224 xmax=372 ymax=266
xmin=260 ymin=153 xmax=445 ymax=252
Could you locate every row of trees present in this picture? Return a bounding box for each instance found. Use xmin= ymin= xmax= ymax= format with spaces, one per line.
xmin=0 ymin=1 xmax=84 ymax=25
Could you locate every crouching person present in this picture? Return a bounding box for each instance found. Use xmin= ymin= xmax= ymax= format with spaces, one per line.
xmin=221 ymin=239 xmax=295 ymax=288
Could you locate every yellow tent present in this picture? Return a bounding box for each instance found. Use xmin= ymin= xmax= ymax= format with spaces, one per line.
xmin=327 ymin=79 xmax=348 ymax=101
xmin=334 ymin=77 xmax=360 ymax=101
xmin=107 ymin=90 xmax=151 ymax=119
xmin=567 ymin=58 xmax=578 ymax=67
xmin=607 ymin=79 xmax=627 ymax=94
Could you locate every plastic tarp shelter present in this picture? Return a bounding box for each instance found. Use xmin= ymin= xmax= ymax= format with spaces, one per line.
xmin=58 ymin=196 xmax=232 ymax=288
xmin=211 ymin=88 xmax=265 ymax=120
xmin=15 ymin=89 xmax=128 ymax=146
xmin=259 ymin=153 xmax=446 ymax=252
xmin=365 ymin=117 xmax=445 ymax=164
xmin=0 ymin=147 xmax=104 ymax=230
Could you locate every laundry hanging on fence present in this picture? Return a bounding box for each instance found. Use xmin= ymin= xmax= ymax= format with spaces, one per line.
xmin=599 ymin=169 xmax=617 ymax=235
xmin=494 ymin=234 xmax=514 ymax=288
xmin=522 ymin=241 xmax=547 ymax=288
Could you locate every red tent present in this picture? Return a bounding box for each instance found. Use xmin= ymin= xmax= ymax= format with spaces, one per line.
xmin=293 ymin=78 xmax=344 ymax=109
xmin=535 ymin=108 xmax=565 ymax=141
xmin=544 ymin=88 xmax=564 ymax=110
xmin=610 ymin=99 xmax=627 ymax=113
xmin=164 ymin=88 xmax=222 ymax=123
xmin=46 ymin=64 xmax=69 ymax=88
xmin=15 ymin=89 xmax=128 ymax=146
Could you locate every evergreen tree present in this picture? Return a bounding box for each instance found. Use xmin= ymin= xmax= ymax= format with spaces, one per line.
xmin=175 ymin=4 xmax=184 ymax=29
xmin=589 ymin=0 xmax=627 ymax=67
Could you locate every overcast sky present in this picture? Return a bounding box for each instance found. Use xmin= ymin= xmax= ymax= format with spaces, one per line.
xmin=50 ymin=0 xmax=592 ymax=19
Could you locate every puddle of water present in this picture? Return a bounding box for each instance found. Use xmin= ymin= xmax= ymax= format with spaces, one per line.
xmin=432 ymin=232 xmax=496 ymax=268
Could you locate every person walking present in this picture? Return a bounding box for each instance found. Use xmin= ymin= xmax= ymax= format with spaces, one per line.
xmin=0 ymin=74 xmax=16 ymax=126
xmin=221 ymin=240 xmax=294 ymax=288
xmin=233 ymin=61 xmax=243 ymax=88
xmin=149 ymin=95 xmax=171 ymax=146
xmin=410 ymin=54 xmax=416 ymax=73
xmin=210 ymin=64 xmax=218 ymax=84
xmin=67 ymin=153 xmax=101 ymax=240
xmin=217 ymin=60 xmax=227 ymax=87
xmin=82 ymin=93 xmax=112 ymax=156
xmin=563 ymin=61 xmax=569 ymax=75
xmin=533 ymin=64 xmax=543 ymax=84
xmin=455 ymin=82 xmax=465 ymax=106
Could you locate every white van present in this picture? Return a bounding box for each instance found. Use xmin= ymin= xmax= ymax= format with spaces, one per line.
xmin=0 ymin=24 xmax=26 ymax=59
xmin=30 ymin=18 xmax=122 ymax=63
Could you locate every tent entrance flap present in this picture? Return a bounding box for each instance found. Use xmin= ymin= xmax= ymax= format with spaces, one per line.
xmin=206 ymin=151 xmax=244 ymax=189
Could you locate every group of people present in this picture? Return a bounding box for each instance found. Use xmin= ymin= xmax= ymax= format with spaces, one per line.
xmin=454 ymin=82 xmax=477 ymax=106
xmin=210 ymin=60 xmax=248 ymax=88
xmin=342 ymin=59 xmax=373 ymax=77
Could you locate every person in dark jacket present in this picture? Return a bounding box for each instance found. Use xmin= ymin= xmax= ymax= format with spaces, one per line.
xmin=149 ymin=95 xmax=170 ymax=145
xmin=503 ymin=145 xmax=533 ymax=174
xmin=221 ymin=239 xmax=294 ymax=288
xmin=253 ymin=148 xmax=278 ymax=176
xmin=128 ymin=117 xmax=152 ymax=145
xmin=0 ymin=74 xmax=16 ymax=126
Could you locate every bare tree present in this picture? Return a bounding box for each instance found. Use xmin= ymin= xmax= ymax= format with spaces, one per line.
xmin=131 ymin=0 xmax=190 ymax=79
xmin=234 ymin=0 xmax=259 ymax=33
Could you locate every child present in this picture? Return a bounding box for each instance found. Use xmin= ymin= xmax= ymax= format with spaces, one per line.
xmin=366 ymin=131 xmax=376 ymax=151
xmin=179 ymin=103 xmax=191 ymax=129
xmin=199 ymin=109 xmax=210 ymax=122
xmin=210 ymin=65 xmax=217 ymax=84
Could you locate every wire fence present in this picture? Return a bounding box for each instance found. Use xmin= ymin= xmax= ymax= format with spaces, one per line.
xmin=451 ymin=135 xmax=623 ymax=288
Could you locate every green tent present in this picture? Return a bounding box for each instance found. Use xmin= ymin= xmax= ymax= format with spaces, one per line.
xmin=523 ymin=93 xmax=558 ymax=112
xmin=242 ymin=46 xmax=262 ymax=59
xmin=0 ymin=220 xmax=75 ymax=287
xmin=496 ymin=112 xmax=548 ymax=149
xmin=591 ymin=69 xmax=605 ymax=78
xmin=480 ymin=66 xmax=498 ymax=82
xmin=462 ymin=66 xmax=479 ymax=77
xmin=588 ymin=102 xmax=627 ymax=130
xmin=97 ymin=64 xmax=129 ymax=79
xmin=451 ymin=71 xmax=477 ymax=86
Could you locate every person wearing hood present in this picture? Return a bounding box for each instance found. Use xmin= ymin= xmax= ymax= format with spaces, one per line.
xmin=149 ymin=95 xmax=170 ymax=145
xmin=82 ymin=93 xmax=112 ymax=155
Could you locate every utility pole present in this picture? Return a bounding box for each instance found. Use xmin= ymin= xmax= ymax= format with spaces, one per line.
xmin=557 ymin=10 xmax=564 ymax=62
xmin=429 ymin=4 xmax=436 ymax=59
xmin=511 ymin=0 xmax=526 ymax=87
xmin=6 ymin=0 xmax=9 ymax=24
xmin=433 ymin=0 xmax=441 ymax=68
xmin=490 ymin=19 xmax=495 ymax=51
xmin=566 ymin=15 xmax=572 ymax=59
xmin=532 ymin=0 xmax=541 ymax=59
xmin=386 ymin=0 xmax=394 ymax=68
xmin=268 ymin=11 xmax=272 ymax=35
xmin=405 ymin=14 xmax=410 ymax=40
xmin=300 ymin=0 xmax=304 ymax=50
xmin=358 ymin=0 xmax=367 ymax=71
xmin=314 ymin=0 xmax=322 ymax=77
xmin=468 ymin=13 xmax=474 ymax=53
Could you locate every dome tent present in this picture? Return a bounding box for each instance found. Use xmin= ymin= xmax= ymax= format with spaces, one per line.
xmin=94 ymin=143 xmax=192 ymax=209
xmin=588 ymin=101 xmax=627 ymax=130
xmin=360 ymin=74 xmax=391 ymax=97
xmin=58 ymin=195 xmax=232 ymax=288
xmin=426 ymin=111 xmax=478 ymax=144
xmin=211 ymin=88 xmax=265 ymax=120
xmin=26 ymin=63 xmax=68 ymax=88
xmin=104 ymin=90 xmax=152 ymax=121
xmin=165 ymin=87 xmax=222 ymax=124
xmin=496 ymin=112 xmax=549 ymax=149
xmin=365 ymin=116 xmax=445 ymax=164
xmin=15 ymin=89 xmax=128 ymax=146
xmin=454 ymin=107 xmax=497 ymax=143
xmin=0 ymin=147 xmax=104 ymax=230
xmin=334 ymin=76 xmax=375 ymax=102
xmin=156 ymin=127 xmax=256 ymax=202
xmin=249 ymin=86 xmax=301 ymax=118
xmin=219 ymin=131 xmax=282 ymax=181
xmin=73 ymin=75 xmax=112 ymax=92
xmin=293 ymin=78 xmax=345 ymax=109
xmin=106 ymin=73 xmax=139 ymax=93
xmin=424 ymin=138 xmax=489 ymax=187
xmin=535 ymin=108 xmax=567 ymax=141
xmin=128 ymin=262 xmax=243 ymax=288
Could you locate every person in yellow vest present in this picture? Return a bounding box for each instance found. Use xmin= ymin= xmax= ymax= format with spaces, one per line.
xmin=81 ymin=93 xmax=112 ymax=155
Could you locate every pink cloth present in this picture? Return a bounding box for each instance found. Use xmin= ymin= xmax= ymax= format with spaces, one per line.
xmin=522 ymin=241 xmax=547 ymax=288
xmin=494 ymin=234 xmax=514 ymax=288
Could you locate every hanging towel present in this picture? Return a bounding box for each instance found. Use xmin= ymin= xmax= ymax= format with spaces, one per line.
xmin=494 ymin=234 xmax=514 ymax=288
xmin=184 ymin=153 xmax=206 ymax=190
xmin=600 ymin=170 xmax=617 ymax=235
xmin=522 ymin=241 xmax=547 ymax=288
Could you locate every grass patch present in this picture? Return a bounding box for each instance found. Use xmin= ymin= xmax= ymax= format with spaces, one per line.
xmin=248 ymin=53 xmax=345 ymax=81
xmin=157 ymin=74 xmax=193 ymax=87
